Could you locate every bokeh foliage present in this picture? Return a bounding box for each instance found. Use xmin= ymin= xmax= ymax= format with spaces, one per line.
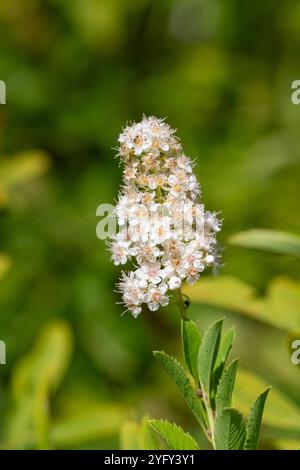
xmin=0 ymin=0 xmax=299 ymax=449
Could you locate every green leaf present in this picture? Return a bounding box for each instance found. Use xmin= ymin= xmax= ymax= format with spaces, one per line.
xmin=214 ymin=327 xmax=235 ymax=374
xmin=185 ymin=275 xmax=300 ymax=332
xmin=121 ymin=416 xmax=159 ymax=450
xmin=149 ymin=419 xmax=200 ymax=450
xmin=214 ymin=408 xmax=246 ymax=450
xmin=53 ymin=403 xmax=126 ymax=449
xmin=13 ymin=321 xmax=73 ymax=394
xmin=0 ymin=150 xmax=50 ymax=207
xmin=236 ymin=369 xmax=300 ymax=437
xmin=181 ymin=319 xmax=201 ymax=381
xmin=215 ymin=359 xmax=239 ymax=415
xmin=5 ymin=321 xmax=73 ymax=449
xmin=154 ymin=351 xmax=207 ymax=431
xmin=211 ymin=327 xmax=235 ymax=401
xmin=198 ymin=318 xmax=224 ymax=399
xmin=229 ymin=229 xmax=300 ymax=259
xmin=244 ymin=387 xmax=271 ymax=450
xmin=184 ymin=276 xmax=255 ymax=315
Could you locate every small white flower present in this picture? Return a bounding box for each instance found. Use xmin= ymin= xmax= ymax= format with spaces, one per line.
xmin=205 ymin=211 xmax=222 ymax=232
xmin=135 ymin=262 xmax=162 ymax=285
xmin=168 ymin=276 xmax=182 ymax=290
xmin=145 ymin=283 xmax=169 ymax=311
xmin=117 ymin=272 xmax=145 ymax=316
xmin=177 ymin=155 xmax=193 ymax=173
xmin=205 ymin=254 xmax=215 ymax=265
xmin=148 ymin=176 xmax=158 ymax=190
xmin=182 ymin=242 xmax=203 ymax=269
xmin=188 ymin=174 xmax=199 ymax=192
xmin=131 ymin=306 xmax=142 ymax=318
xmin=185 ymin=268 xmax=201 ymax=285
xmin=116 ymin=189 xmax=140 ymax=225
xmin=128 ymin=218 xmax=150 ymax=243
xmin=110 ymin=241 xmax=129 ymax=265
xmin=135 ymin=243 xmax=161 ymax=264
xmin=150 ymin=217 xmax=171 ymax=244
xmin=128 ymin=204 xmax=149 ymax=226
xmin=168 ymin=174 xmax=177 ymax=186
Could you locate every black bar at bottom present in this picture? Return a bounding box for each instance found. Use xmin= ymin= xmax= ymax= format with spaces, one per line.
xmin=0 ymin=450 xmax=298 ymax=465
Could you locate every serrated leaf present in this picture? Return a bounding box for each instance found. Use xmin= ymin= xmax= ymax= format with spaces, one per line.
xmin=229 ymin=229 xmax=300 ymax=259
xmin=211 ymin=327 xmax=235 ymax=401
xmin=214 ymin=408 xmax=246 ymax=450
xmin=149 ymin=419 xmax=199 ymax=450
xmin=198 ymin=318 xmax=224 ymax=399
xmin=154 ymin=351 xmax=207 ymax=431
xmin=244 ymin=387 xmax=271 ymax=450
xmin=215 ymin=359 xmax=239 ymax=415
xmin=181 ymin=319 xmax=201 ymax=381
xmin=214 ymin=327 xmax=235 ymax=374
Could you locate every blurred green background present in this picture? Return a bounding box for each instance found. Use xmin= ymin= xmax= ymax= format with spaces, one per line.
xmin=0 ymin=0 xmax=299 ymax=450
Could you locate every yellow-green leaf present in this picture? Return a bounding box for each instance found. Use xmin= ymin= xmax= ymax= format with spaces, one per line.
xmin=149 ymin=419 xmax=199 ymax=450
xmin=13 ymin=321 xmax=73 ymax=395
xmin=120 ymin=416 xmax=159 ymax=450
xmin=184 ymin=276 xmax=300 ymax=332
xmin=229 ymin=229 xmax=300 ymax=259
xmin=53 ymin=404 xmax=126 ymax=448
xmin=5 ymin=321 xmax=73 ymax=449
xmin=235 ymin=369 xmax=300 ymax=436
xmin=0 ymin=150 xmax=50 ymax=206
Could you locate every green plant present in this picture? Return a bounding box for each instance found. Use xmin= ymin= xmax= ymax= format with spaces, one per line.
xmin=149 ymin=318 xmax=270 ymax=450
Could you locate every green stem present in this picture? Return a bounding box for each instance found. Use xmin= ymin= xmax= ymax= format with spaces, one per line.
xmin=175 ymin=290 xmax=216 ymax=446
xmin=155 ymin=186 xmax=163 ymax=203
xmin=204 ymin=395 xmax=216 ymax=449
xmin=175 ymin=288 xmax=189 ymax=320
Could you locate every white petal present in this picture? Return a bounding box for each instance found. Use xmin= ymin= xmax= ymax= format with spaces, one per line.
xmin=148 ymin=302 xmax=159 ymax=311
xmin=168 ymin=276 xmax=181 ymax=290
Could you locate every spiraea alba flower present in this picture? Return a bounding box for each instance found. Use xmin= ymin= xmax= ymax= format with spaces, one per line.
xmin=109 ymin=116 xmax=222 ymax=318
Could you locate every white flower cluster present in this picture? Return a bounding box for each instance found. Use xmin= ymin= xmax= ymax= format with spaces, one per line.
xmin=109 ymin=116 xmax=222 ymax=317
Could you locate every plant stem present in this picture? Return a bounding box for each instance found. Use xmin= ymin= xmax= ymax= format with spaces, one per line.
xmin=205 ymin=398 xmax=216 ymax=449
xmin=155 ymin=186 xmax=163 ymax=203
xmin=175 ymin=288 xmax=189 ymax=320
